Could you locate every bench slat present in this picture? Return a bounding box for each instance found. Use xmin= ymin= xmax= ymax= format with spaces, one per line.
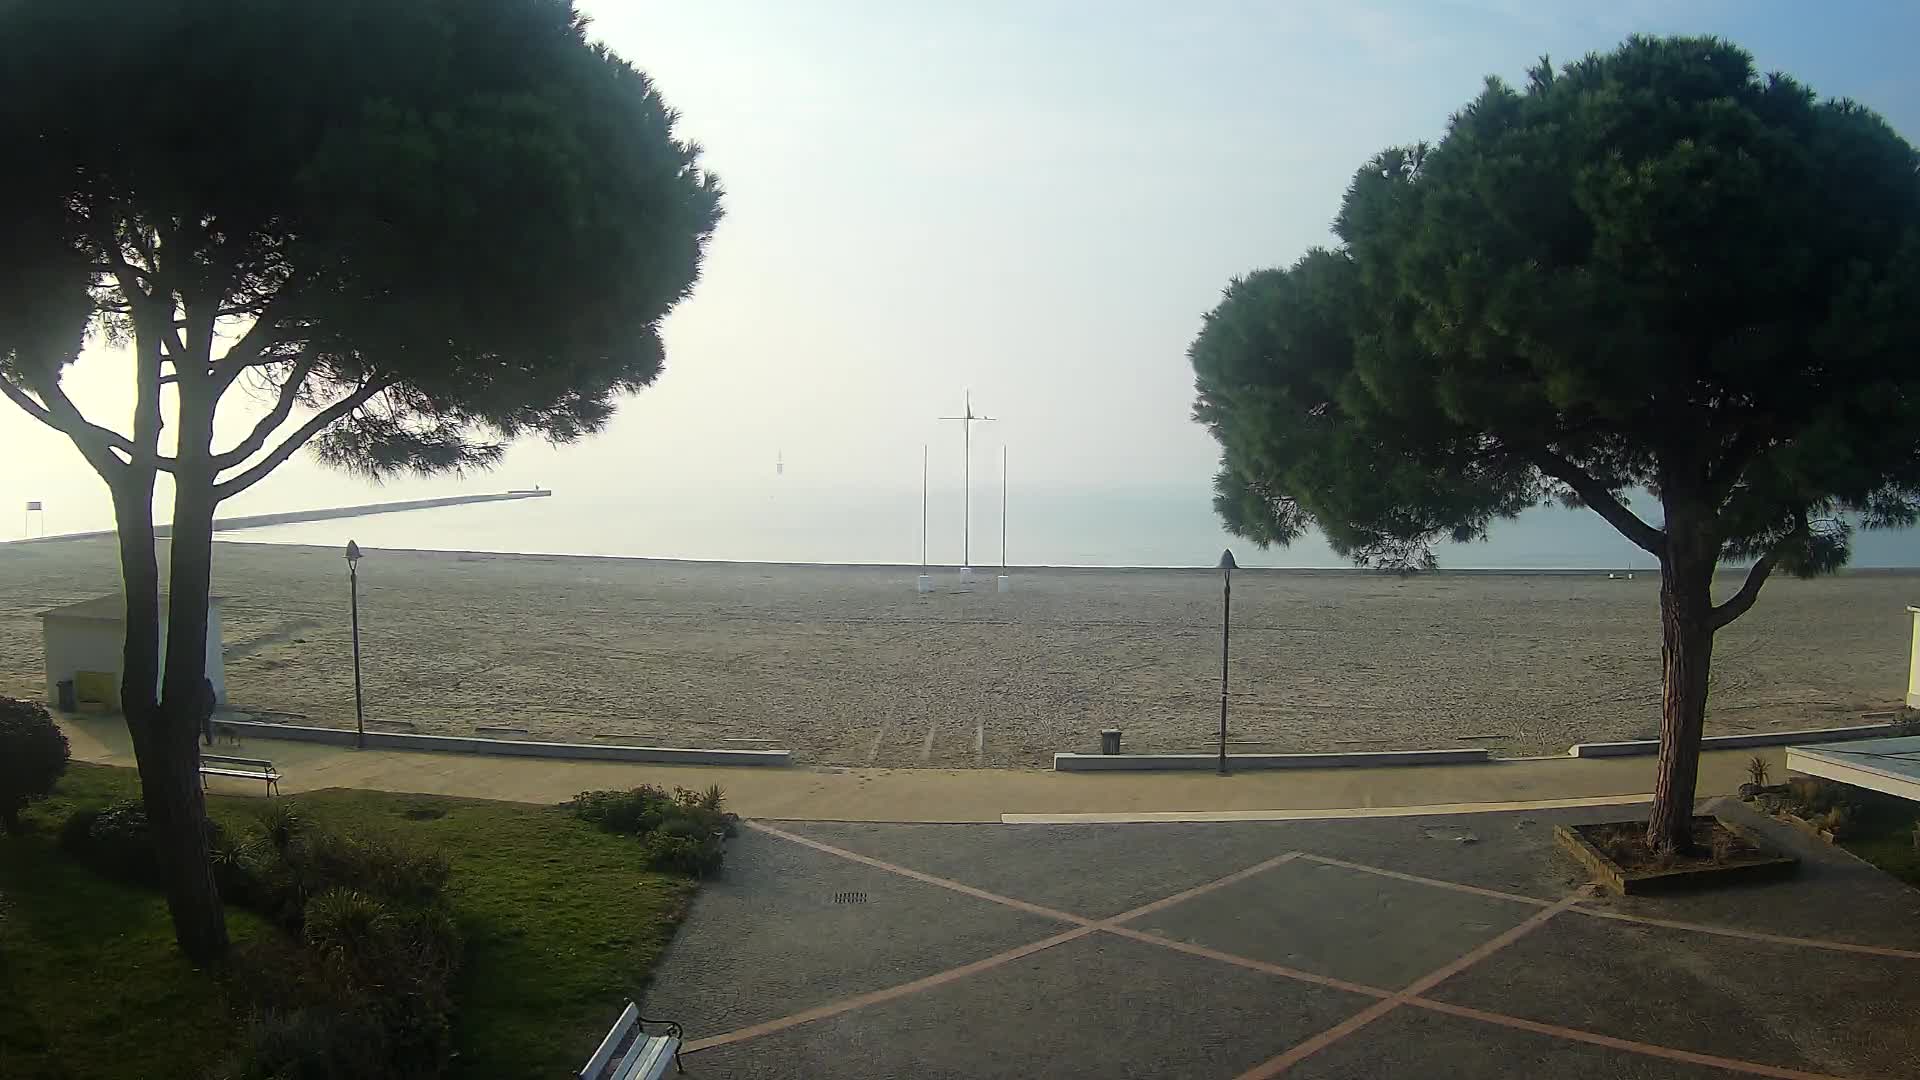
xmin=203 ymin=756 xmax=275 ymax=768
xmin=580 ymin=1002 xmax=639 ymax=1080
xmin=200 ymin=768 xmax=276 ymax=779
xmin=613 ymin=1036 xmax=678 ymax=1080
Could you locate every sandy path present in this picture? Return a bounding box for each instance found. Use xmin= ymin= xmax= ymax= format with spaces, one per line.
xmin=0 ymin=539 xmax=1911 ymax=767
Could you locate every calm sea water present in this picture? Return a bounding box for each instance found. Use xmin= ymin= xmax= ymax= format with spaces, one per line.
xmin=219 ymin=482 xmax=1920 ymax=569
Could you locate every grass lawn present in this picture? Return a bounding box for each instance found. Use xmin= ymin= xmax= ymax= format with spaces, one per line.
xmin=0 ymin=764 xmax=697 ymax=1080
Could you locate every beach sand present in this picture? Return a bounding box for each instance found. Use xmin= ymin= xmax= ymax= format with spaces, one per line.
xmin=0 ymin=538 xmax=1912 ymax=767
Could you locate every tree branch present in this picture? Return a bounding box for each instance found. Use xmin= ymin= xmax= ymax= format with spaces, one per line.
xmin=213 ymin=379 xmax=391 ymax=501
xmin=0 ymin=374 xmax=148 ymax=480
xmin=1711 ymin=552 xmax=1777 ymax=630
xmin=91 ymin=221 xmax=153 ymax=307
xmin=1710 ymin=511 xmax=1817 ymax=630
xmin=210 ymin=352 xmax=320 ymax=469
xmin=1710 ymin=427 xmax=1767 ymax=503
xmin=1530 ymin=449 xmax=1667 ymax=557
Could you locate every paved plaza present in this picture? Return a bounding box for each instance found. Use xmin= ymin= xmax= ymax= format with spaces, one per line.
xmin=645 ymin=801 xmax=1920 ymax=1078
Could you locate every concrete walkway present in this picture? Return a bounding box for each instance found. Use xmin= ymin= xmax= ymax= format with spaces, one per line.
xmin=644 ymin=803 xmax=1920 ymax=1078
xmin=59 ymin=713 xmax=1783 ymax=822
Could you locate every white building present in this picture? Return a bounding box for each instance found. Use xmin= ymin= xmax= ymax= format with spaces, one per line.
xmin=39 ymin=594 xmax=226 ymax=711
xmin=1909 ymin=605 xmax=1920 ymax=708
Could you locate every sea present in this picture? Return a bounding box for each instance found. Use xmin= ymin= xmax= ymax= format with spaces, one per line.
xmin=214 ymin=483 xmax=1920 ymax=570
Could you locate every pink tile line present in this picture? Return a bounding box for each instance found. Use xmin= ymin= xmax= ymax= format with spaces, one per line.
xmin=681 ymin=926 xmax=1096 ymax=1054
xmin=746 ymin=821 xmax=1095 ymax=926
xmin=1404 ymin=999 xmax=1856 ymax=1080
xmin=711 ymin=823 xmax=1901 ymax=1079
xmin=1573 ymin=907 xmax=1920 ymax=961
xmin=1296 ymin=852 xmax=1920 ymax=961
xmin=685 ymin=835 xmax=1306 ymax=1054
xmin=1234 ymin=889 xmax=1592 ymax=1079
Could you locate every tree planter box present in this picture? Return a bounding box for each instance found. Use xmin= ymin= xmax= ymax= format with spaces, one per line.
xmin=1554 ymin=816 xmax=1798 ymax=896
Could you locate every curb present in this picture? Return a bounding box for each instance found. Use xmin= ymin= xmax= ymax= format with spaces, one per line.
xmin=213 ymin=719 xmax=793 ymax=766
xmin=1052 ymin=748 xmax=1491 ymax=772
xmin=1568 ymin=723 xmax=1900 ymax=758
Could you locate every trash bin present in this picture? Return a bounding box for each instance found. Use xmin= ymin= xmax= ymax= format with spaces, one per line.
xmin=56 ymin=679 xmax=76 ymax=713
xmin=1100 ymin=728 xmax=1122 ymax=755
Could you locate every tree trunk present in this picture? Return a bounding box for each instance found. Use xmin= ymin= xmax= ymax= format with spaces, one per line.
xmin=152 ymin=375 xmax=229 ymax=966
xmin=1647 ymin=512 xmax=1717 ymax=854
xmin=113 ymin=460 xmax=225 ymax=963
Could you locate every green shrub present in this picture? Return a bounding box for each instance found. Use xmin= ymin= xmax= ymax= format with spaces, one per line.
xmin=53 ymin=791 xmax=465 ymax=1078
xmin=61 ymin=797 xmax=230 ymax=887
xmin=257 ymin=801 xmax=304 ymax=853
xmin=1818 ymin=805 xmax=1853 ymax=839
xmin=1744 ymin=755 xmax=1770 ymax=788
xmin=300 ymin=888 xmax=458 ymax=1075
xmin=291 ymin=829 xmax=450 ymax=910
xmin=303 ymin=889 xmax=396 ymax=967
xmin=1785 ymin=777 xmax=1842 ymax=815
xmin=58 ymin=805 xmax=100 ymax=853
xmin=639 ymin=831 xmax=725 ymax=877
xmin=568 ymin=785 xmax=737 ymax=876
xmin=0 ymin=696 xmax=69 ymax=835
xmin=75 ymin=798 xmax=158 ymax=881
xmin=226 ymin=1007 xmax=393 ymax=1080
xmin=568 ymin=785 xmax=677 ymax=835
xmin=225 ymin=885 xmax=462 ymax=1080
xmin=217 ymin=808 xmax=450 ymax=927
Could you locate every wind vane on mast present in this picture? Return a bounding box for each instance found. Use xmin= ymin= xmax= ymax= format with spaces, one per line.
xmin=938 ymin=390 xmax=996 ymax=570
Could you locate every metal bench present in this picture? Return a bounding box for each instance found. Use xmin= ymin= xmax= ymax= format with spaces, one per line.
xmin=580 ymin=1002 xmax=682 ymax=1080
xmin=199 ymin=754 xmax=281 ymax=796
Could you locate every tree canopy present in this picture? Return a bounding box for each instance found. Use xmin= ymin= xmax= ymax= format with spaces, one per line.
xmin=1194 ymin=35 xmax=1920 ymax=581
xmin=0 ymin=0 xmax=722 ymax=962
xmin=1190 ymin=34 xmax=1920 ymax=850
xmin=0 ymin=0 xmax=723 ymax=484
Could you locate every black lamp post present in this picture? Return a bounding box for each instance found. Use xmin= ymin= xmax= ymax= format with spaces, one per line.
xmin=346 ymin=540 xmax=365 ymax=749
xmin=1217 ymin=548 xmax=1236 ymax=776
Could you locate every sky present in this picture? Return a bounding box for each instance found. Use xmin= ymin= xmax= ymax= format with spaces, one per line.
xmin=6 ymin=0 xmax=1920 ymax=552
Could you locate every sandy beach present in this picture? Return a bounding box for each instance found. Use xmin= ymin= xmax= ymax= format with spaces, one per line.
xmin=0 ymin=538 xmax=1911 ymax=767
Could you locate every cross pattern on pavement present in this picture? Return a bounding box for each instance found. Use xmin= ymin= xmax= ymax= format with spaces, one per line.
xmin=677 ymin=821 xmax=1920 ymax=1079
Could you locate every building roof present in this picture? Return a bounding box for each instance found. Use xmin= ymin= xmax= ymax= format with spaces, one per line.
xmin=1786 ymin=737 xmax=1920 ymax=804
xmin=39 ymin=593 xmax=225 ymax=623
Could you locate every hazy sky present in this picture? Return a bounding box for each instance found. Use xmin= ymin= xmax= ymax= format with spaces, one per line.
xmin=7 ymin=0 xmax=1920 ymax=541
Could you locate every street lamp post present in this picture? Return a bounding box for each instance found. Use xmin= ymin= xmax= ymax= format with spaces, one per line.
xmin=1217 ymin=548 xmax=1236 ymax=776
xmin=346 ymin=541 xmax=365 ymax=749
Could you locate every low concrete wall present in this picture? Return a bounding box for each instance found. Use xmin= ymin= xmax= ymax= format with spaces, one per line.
xmin=1052 ymin=748 xmax=1491 ymax=772
xmin=1567 ymin=723 xmax=1900 ymax=759
xmin=215 ymin=719 xmax=792 ymax=766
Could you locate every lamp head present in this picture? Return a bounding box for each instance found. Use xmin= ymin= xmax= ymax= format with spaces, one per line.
xmin=346 ymin=540 xmax=362 ymax=566
xmin=1217 ymin=548 xmax=1238 ymax=572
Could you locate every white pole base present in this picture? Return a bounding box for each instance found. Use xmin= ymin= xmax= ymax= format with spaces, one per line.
xmin=997 ymin=575 xmax=1011 ymax=593
xmin=916 ymin=574 xmax=933 ymax=593
xmin=959 ymin=567 xmax=976 ymax=585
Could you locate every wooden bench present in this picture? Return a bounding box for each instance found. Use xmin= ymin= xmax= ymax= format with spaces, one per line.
xmin=199 ymin=754 xmax=281 ymax=796
xmin=580 ymin=1002 xmax=682 ymax=1080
